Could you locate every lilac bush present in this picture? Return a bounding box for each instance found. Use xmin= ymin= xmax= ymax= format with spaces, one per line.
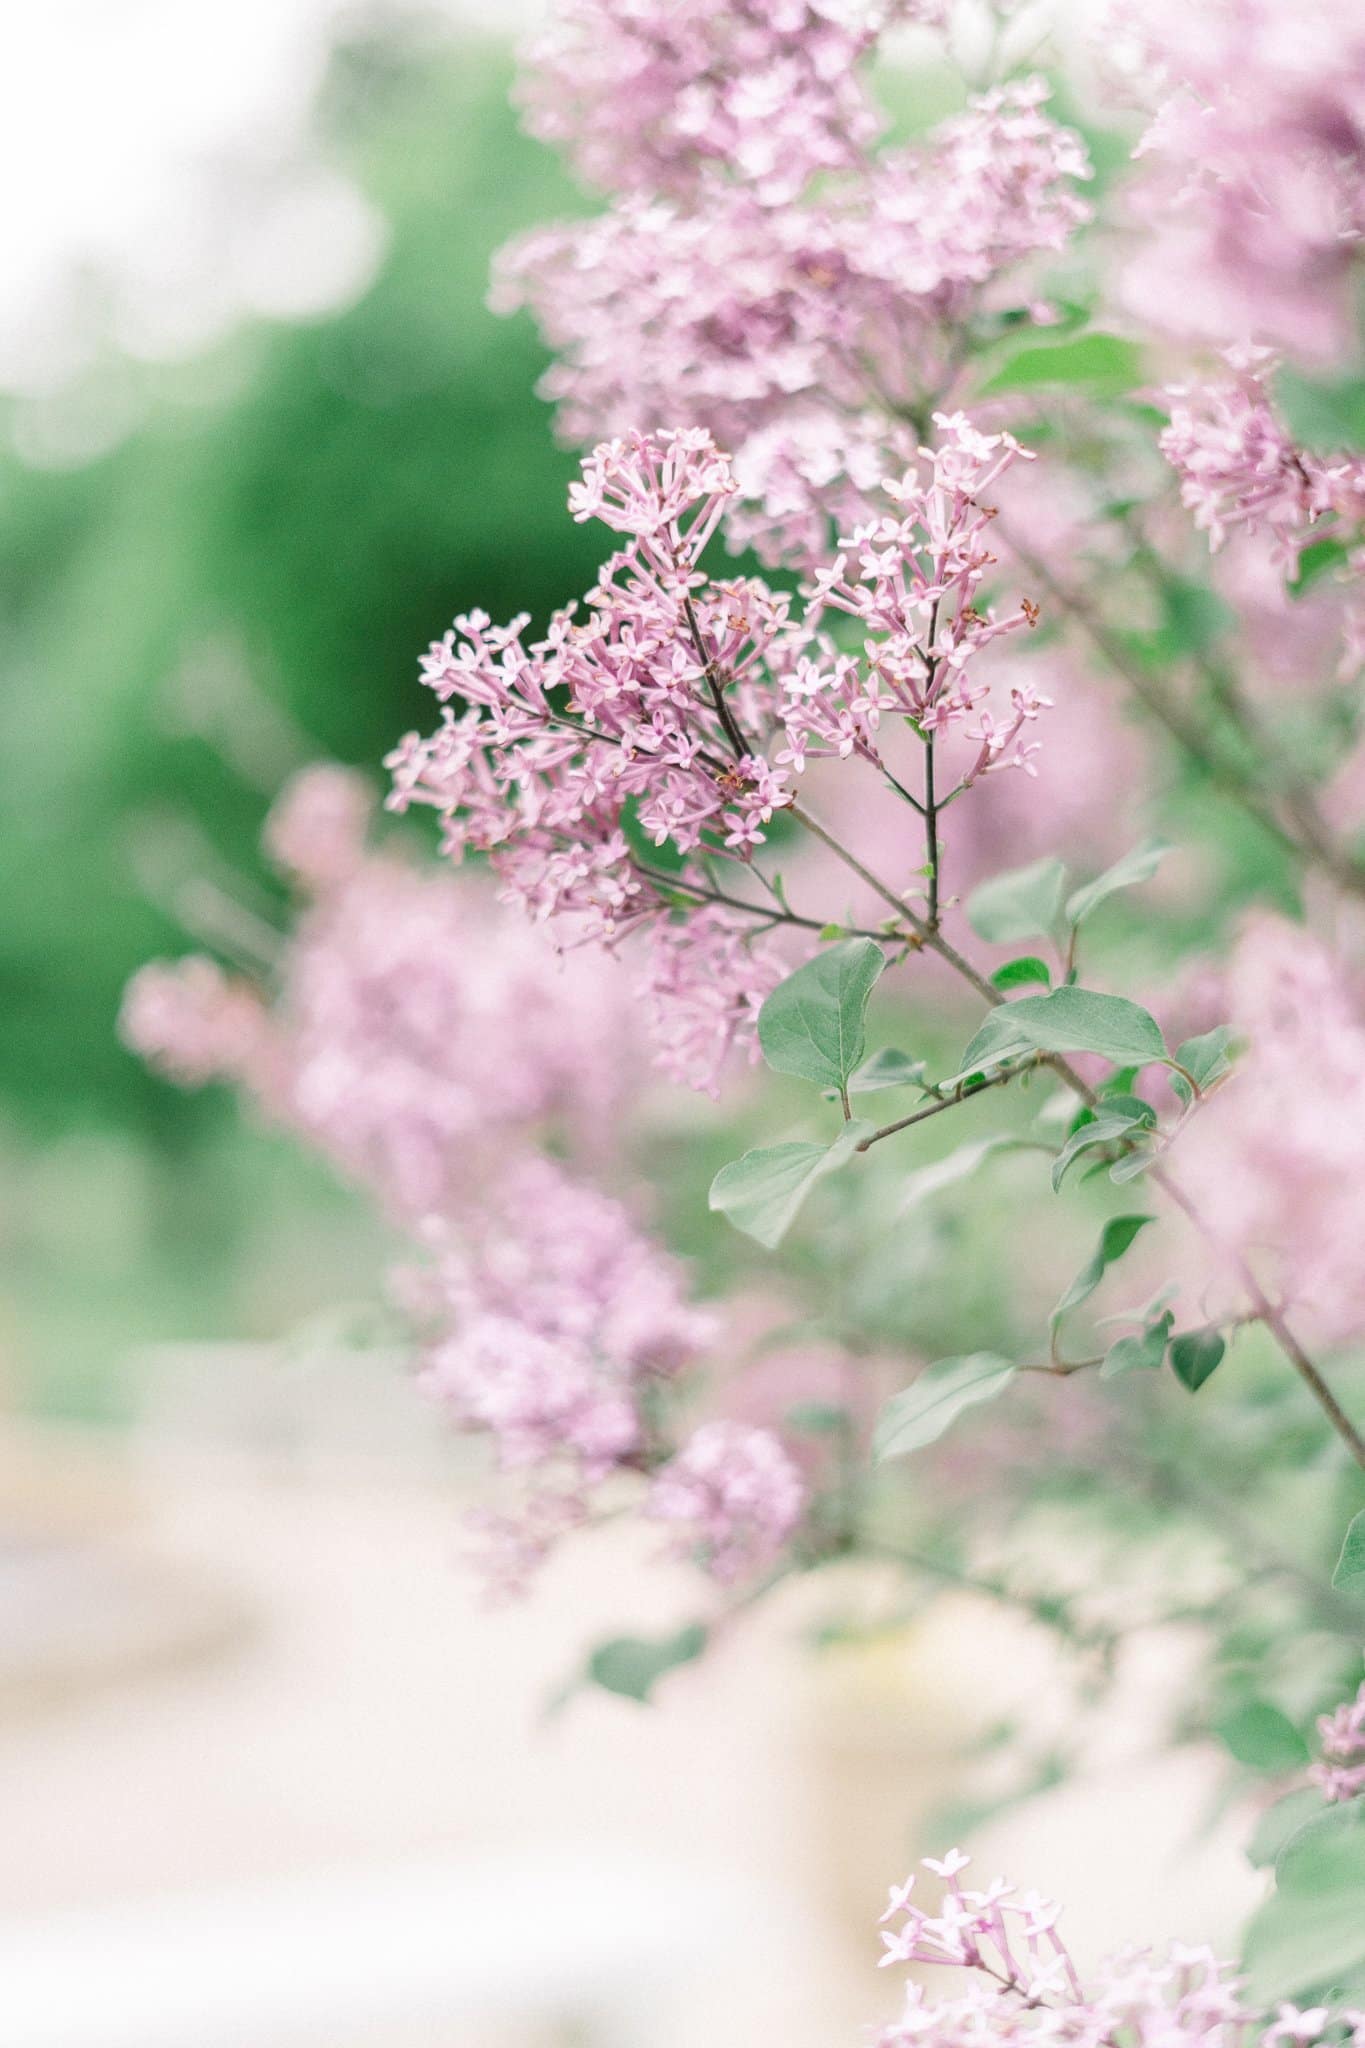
xmin=126 ymin=0 xmax=1365 ymax=2019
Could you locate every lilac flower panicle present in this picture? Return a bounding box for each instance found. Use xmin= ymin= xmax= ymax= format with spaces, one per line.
xmin=873 ymin=1852 xmax=1359 ymax=2048
xmin=1118 ymin=0 xmax=1365 ymax=363
xmin=1160 ymin=348 xmax=1365 ymax=567
xmin=414 ymin=1156 xmax=718 ymax=1591
xmin=1174 ymin=918 xmax=1365 ymax=1348
xmin=262 ymin=762 xmax=373 ymax=891
xmin=646 ymin=1419 xmax=805 ymax=1583
xmin=495 ymin=79 xmax=1091 ymax=569
xmin=390 ymin=422 xmax=1049 ymax=1090
xmin=123 ymin=768 xmax=635 ymax=1221
xmin=516 ymin=0 xmax=901 ymax=207
xmin=639 ymin=909 xmax=786 ymax=1098
xmin=119 ymin=957 xmax=270 ymax=1089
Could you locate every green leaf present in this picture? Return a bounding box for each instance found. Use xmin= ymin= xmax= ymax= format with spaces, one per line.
xmin=587 ymin=1623 xmax=709 ymax=1703
xmin=966 ymin=858 xmax=1067 ymax=945
xmin=1099 ymin=1093 xmax=1159 ymax=1126
xmin=1243 ymin=1884 xmax=1365 ymax=2004
xmin=874 ymin=1354 xmax=1016 ymax=1462
xmin=1248 ymin=1789 xmax=1325 ymax=1868
xmin=978 ymin=331 xmax=1143 ymax=398
xmin=847 ymin=1047 xmax=927 ymax=1094
xmin=708 ymin=1121 xmax=872 ymax=1249
xmin=758 ymin=939 xmax=886 ymax=1090
xmin=1332 ymin=1508 xmax=1365 ymax=1594
xmin=1051 ymin=1110 xmax=1151 ymax=1192
xmin=961 ymin=988 xmax=1167 ymax=1075
xmin=1277 ymin=1801 xmax=1365 ymax=1892
xmin=1243 ymin=1804 xmax=1365 ymax=2000
xmin=897 ymin=1136 xmax=1027 ymax=1214
xmin=1051 ymin=1214 xmax=1156 ymax=1329
xmin=992 ymin=955 xmax=1052 ymax=991
xmin=710 ymin=1142 xmax=826 ymax=1248
xmin=1276 ymin=367 xmax=1365 ymax=453
xmin=1101 ymin=1309 xmax=1173 ymax=1379
xmin=1170 ymin=1025 xmax=1234 ymax=1106
xmin=1290 ymin=536 xmax=1353 ymax=598
xmin=1216 ymin=1700 xmax=1311 ymax=1774
xmin=1065 ymin=841 xmax=1170 ymax=928
xmin=1170 ymin=1328 xmax=1226 ymax=1392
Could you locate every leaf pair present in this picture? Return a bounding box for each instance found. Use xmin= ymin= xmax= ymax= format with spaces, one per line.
xmin=958 ymin=987 xmax=1167 ymax=1079
xmin=710 ymin=940 xmax=891 ymax=1247
xmin=966 ymin=842 xmax=1169 ymax=948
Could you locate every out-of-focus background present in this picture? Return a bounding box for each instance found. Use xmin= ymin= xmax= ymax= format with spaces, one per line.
xmin=0 ymin=6 xmax=1264 ymax=2043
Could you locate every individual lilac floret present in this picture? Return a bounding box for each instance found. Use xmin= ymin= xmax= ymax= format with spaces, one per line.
xmin=647 ymin=1420 xmax=805 ymax=1582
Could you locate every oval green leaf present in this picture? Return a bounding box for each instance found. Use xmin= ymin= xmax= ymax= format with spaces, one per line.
xmin=758 ymin=939 xmax=886 ymax=1089
xmin=873 ymin=1353 xmax=1016 ymax=1462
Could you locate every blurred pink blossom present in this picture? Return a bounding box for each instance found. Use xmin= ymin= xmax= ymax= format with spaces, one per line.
xmin=1175 ymin=916 xmax=1365 ymax=1347
xmin=647 ymin=1419 xmax=806 ymax=1583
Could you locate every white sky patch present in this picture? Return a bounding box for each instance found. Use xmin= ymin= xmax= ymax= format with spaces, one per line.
xmin=0 ymin=0 xmax=545 ymax=408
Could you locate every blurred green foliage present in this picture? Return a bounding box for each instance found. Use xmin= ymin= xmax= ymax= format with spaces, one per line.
xmin=0 ymin=24 xmax=600 ymax=1149
xmin=0 ymin=25 xmax=610 ymax=1411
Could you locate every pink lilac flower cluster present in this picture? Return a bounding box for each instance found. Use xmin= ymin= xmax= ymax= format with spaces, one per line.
xmin=646 ymin=1418 xmax=806 ymax=1583
xmin=122 ymin=766 xmax=635 ymax=1220
xmin=1312 ymin=1680 xmax=1365 ymax=1805
xmin=1117 ymin=0 xmax=1365 ymax=365
xmin=1160 ymin=349 xmax=1365 ymax=570
xmin=124 ymin=769 xmax=817 ymax=1600
xmin=414 ymin=1154 xmax=714 ymax=1477
xmin=638 ymin=909 xmax=785 ymax=1099
xmin=389 ymin=424 xmax=1047 ymax=1080
xmin=874 ymin=1851 xmax=1354 ymax=2048
xmin=515 ymin=0 xmax=923 ymax=208
xmin=121 ymin=954 xmax=271 ymax=1090
xmin=495 ymin=67 xmax=1091 ymax=568
xmin=1174 ymin=918 xmax=1365 ymax=1349
xmin=386 ymin=431 xmax=785 ymax=912
xmin=410 ymin=1160 xmax=810 ymax=1592
xmin=793 ymin=415 xmax=1046 ymax=781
